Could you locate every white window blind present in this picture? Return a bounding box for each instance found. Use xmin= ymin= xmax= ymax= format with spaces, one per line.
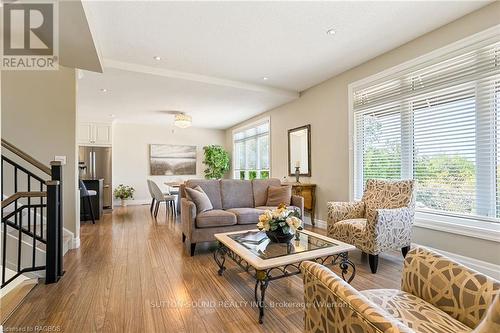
xmin=233 ymin=120 xmax=270 ymax=180
xmin=353 ymin=38 xmax=500 ymax=221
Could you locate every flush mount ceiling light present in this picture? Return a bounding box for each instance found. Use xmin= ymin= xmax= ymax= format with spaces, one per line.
xmin=326 ymin=28 xmax=336 ymax=35
xmin=174 ymin=113 xmax=192 ymax=129
xmin=262 ymin=77 xmax=269 ymax=81
xmin=100 ymin=88 xmax=108 ymax=93
xmin=153 ymin=56 xmax=161 ymax=61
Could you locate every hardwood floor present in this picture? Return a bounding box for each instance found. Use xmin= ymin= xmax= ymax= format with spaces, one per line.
xmin=5 ymin=205 xmax=405 ymax=333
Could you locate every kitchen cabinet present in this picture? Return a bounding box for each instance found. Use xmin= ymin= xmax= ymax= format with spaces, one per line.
xmin=78 ymin=122 xmax=112 ymax=146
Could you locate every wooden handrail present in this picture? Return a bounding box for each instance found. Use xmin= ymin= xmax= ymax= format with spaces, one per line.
xmin=1 ymin=139 xmax=51 ymax=175
xmin=1 ymin=191 xmax=47 ymax=208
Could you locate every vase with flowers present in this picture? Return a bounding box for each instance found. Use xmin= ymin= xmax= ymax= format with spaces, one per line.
xmin=257 ymin=203 xmax=303 ymax=243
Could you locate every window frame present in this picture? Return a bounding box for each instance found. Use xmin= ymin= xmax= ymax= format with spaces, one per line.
xmin=232 ymin=116 xmax=271 ymax=180
xmin=348 ymin=26 xmax=500 ymax=242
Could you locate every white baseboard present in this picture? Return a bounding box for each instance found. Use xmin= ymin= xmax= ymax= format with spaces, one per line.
xmin=71 ymin=237 xmax=80 ymax=249
xmin=304 ymin=217 xmax=499 ymax=279
xmin=304 ymin=218 xmax=327 ymax=229
xmin=419 ymin=245 xmax=500 ymax=280
xmin=113 ymin=199 xmax=151 ymax=207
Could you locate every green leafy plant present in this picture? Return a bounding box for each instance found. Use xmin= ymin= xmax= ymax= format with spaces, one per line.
xmin=260 ymin=171 xmax=269 ymax=179
xmin=203 ymin=145 xmax=230 ymax=179
xmin=239 ymin=170 xmax=246 ymax=180
xmin=113 ymin=184 xmax=135 ymax=200
xmin=248 ymin=170 xmax=257 ymax=180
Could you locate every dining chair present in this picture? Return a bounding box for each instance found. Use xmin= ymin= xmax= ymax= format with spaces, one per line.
xmin=148 ymin=180 xmax=176 ymax=218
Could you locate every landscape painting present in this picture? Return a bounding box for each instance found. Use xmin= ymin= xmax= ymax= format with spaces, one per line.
xmin=150 ymin=144 xmax=197 ymax=176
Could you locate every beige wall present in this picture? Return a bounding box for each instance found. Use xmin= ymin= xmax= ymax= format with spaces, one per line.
xmin=1 ymin=66 xmax=78 ymax=237
xmin=226 ymin=3 xmax=500 ymax=264
xmin=113 ymin=123 xmax=226 ymax=204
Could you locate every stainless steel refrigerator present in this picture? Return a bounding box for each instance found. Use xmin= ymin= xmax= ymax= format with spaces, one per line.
xmin=78 ymin=146 xmax=112 ymax=208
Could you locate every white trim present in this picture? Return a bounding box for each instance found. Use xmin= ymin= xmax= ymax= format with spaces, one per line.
xmin=304 ymin=218 xmax=327 ymax=230
xmin=349 ymin=25 xmax=500 ymax=90
xmin=71 ymin=237 xmax=80 ymax=249
xmin=113 ymin=199 xmax=151 ymax=206
xmin=414 ymin=212 xmax=500 ymax=243
xmin=231 ymin=116 xmax=271 ymax=135
xmin=418 ymin=245 xmax=500 ymax=280
xmin=104 ymin=59 xmax=299 ymax=99
xmin=304 ymin=220 xmax=499 ymax=278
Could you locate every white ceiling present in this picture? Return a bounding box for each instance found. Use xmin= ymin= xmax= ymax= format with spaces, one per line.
xmin=79 ymin=1 xmax=489 ymax=129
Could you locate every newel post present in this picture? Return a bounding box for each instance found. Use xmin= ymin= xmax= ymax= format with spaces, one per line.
xmin=45 ymin=180 xmax=60 ymax=284
xmin=50 ymin=161 xmax=64 ymax=278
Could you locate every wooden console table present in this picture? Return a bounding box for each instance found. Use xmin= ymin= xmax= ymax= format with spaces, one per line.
xmin=283 ymin=182 xmax=317 ymax=225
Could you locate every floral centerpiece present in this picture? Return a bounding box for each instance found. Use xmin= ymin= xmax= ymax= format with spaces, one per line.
xmin=257 ymin=203 xmax=303 ymax=243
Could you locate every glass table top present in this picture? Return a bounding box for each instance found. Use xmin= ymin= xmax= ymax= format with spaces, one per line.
xmin=228 ymin=230 xmax=339 ymax=260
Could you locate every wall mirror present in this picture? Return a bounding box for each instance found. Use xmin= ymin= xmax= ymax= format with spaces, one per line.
xmin=288 ymin=124 xmax=311 ymax=176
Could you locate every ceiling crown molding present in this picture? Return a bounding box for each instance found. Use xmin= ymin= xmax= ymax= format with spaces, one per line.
xmin=103 ymin=59 xmax=299 ymax=99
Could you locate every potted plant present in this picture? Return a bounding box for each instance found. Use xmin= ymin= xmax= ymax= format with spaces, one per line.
xmin=203 ymin=145 xmax=230 ymax=179
xmin=114 ymin=184 xmax=135 ymax=207
xmin=257 ymin=203 xmax=302 ymax=243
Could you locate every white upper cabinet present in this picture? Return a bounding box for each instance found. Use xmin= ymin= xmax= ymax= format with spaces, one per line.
xmin=78 ymin=122 xmax=112 ymax=146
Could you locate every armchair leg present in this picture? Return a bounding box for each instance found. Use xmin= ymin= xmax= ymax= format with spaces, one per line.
xmin=402 ymin=245 xmax=411 ymax=258
xmin=190 ymin=243 xmax=196 ymax=256
xmin=182 ymin=233 xmax=186 ymax=243
xmin=368 ymin=254 xmax=379 ymax=274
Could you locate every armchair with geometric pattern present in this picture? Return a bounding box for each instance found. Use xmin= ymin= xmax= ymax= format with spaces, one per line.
xmin=327 ymin=179 xmax=415 ymax=273
xmin=301 ymin=246 xmax=500 ymax=333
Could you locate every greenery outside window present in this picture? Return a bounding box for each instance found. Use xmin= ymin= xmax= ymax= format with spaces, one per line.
xmin=233 ymin=119 xmax=270 ymax=180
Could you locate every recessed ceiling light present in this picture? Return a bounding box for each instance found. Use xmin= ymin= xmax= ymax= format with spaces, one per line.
xmin=100 ymin=88 xmax=107 ymax=93
xmin=153 ymin=56 xmax=161 ymax=61
xmin=326 ymin=28 xmax=336 ymax=35
xmin=262 ymin=77 xmax=269 ymax=81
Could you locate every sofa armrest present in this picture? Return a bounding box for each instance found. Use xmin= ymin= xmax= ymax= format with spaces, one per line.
xmin=301 ymin=261 xmax=412 ymax=333
xmin=181 ymin=198 xmax=197 ymax=238
xmin=291 ymin=195 xmax=304 ymax=219
xmin=402 ymin=246 xmax=500 ymax=329
xmin=327 ymin=201 xmax=365 ymax=224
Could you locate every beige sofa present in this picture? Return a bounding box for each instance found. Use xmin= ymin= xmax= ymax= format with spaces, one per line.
xmin=180 ymin=178 xmax=304 ymax=256
xmin=301 ymin=246 xmax=500 ymax=333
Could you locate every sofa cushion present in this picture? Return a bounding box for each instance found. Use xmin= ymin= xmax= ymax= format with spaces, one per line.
xmin=361 ymin=289 xmax=472 ymax=333
xmin=185 ymin=185 xmax=213 ymax=213
xmin=186 ymin=179 xmax=222 ymax=210
xmin=195 ymin=210 xmax=237 ymax=228
xmin=266 ymin=185 xmax=291 ymax=206
xmin=226 ymin=208 xmax=263 ymax=225
xmin=252 ymin=178 xmax=281 ymax=207
xmin=220 ymin=180 xmax=254 ymax=209
xmin=256 ymin=206 xmax=302 ymax=216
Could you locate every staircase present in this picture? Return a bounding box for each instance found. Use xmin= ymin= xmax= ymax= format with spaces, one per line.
xmin=1 ymin=139 xmax=66 ymax=323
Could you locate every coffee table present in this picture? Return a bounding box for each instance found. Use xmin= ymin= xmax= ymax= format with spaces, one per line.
xmin=213 ymin=229 xmax=356 ymax=324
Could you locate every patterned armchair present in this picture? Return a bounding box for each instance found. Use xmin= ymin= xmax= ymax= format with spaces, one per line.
xmin=301 ymin=246 xmax=500 ymax=333
xmin=327 ymin=179 xmax=415 ymax=273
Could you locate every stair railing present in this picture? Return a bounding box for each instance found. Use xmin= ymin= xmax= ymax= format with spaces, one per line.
xmin=1 ymin=139 xmax=64 ymax=287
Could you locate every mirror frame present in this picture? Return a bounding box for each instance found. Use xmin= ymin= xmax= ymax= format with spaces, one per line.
xmin=288 ymin=124 xmax=311 ymax=177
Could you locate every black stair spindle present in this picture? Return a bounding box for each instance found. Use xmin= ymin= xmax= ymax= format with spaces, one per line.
xmin=33 ymin=206 xmax=37 ymax=268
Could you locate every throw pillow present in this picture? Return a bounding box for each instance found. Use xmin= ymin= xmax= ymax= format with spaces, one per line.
xmin=185 ymin=185 xmax=213 ymax=213
xmin=266 ymin=185 xmax=291 ymax=206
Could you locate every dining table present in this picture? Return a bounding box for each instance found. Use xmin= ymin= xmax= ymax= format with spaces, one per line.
xmin=164 ymin=181 xmax=184 ymax=213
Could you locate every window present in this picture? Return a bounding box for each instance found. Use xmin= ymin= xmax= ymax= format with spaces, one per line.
xmin=353 ymin=38 xmax=500 ymax=221
xmin=233 ymin=119 xmax=270 ymax=180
